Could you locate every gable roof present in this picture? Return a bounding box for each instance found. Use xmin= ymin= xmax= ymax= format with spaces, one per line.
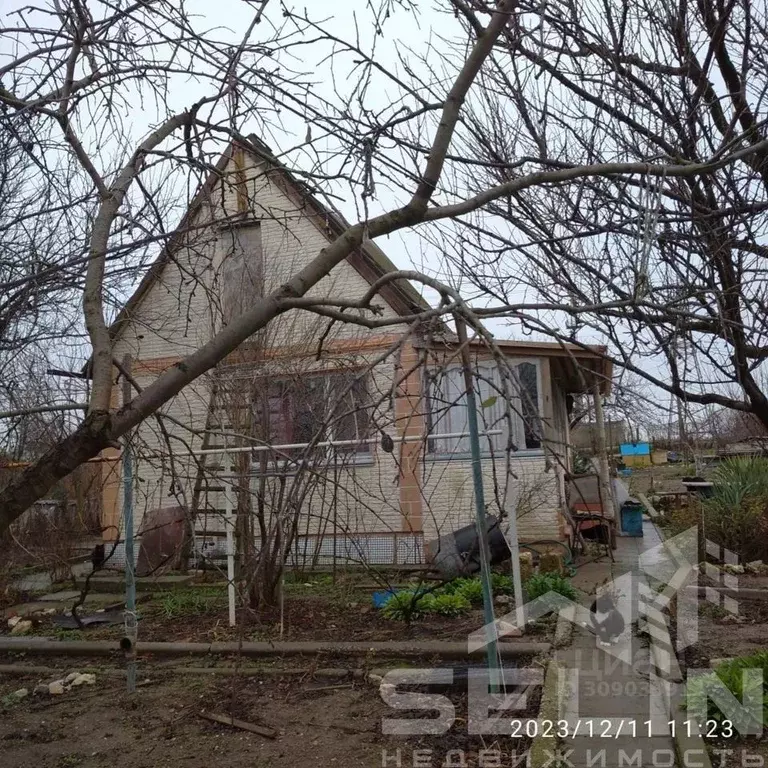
xmin=107 ymin=135 xmax=432 ymax=345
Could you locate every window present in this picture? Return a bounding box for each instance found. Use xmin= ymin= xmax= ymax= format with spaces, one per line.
xmin=251 ymin=371 xmax=370 ymax=456
xmin=426 ymin=360 xmax=541 ymax=455
xmin=220 ymin=222 xmax=263 ymax=324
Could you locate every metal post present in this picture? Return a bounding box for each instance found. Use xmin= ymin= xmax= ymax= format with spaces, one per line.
xmin=455 ymin=317 xmax=499 ymax=685
xmin=224 ymin=457 xmax=236 ymax=627
xmin=503 ymin=474 xmax=526 ymax=629
xmin=593 ymin=378 xmax=616 ymax=552
xmin=121 ymin=356 xmax=137 ymax=693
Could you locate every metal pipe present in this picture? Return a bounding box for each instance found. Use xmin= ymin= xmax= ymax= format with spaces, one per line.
xmin=455 ymin=316 xmax=500 ymax=687
xmin=188 ymin=430 xmax=502 ymax=456
xmin=0 ymin=637 xmax=550 ymax=658
xmin=503 ymin=474 xmax=526 ymax=628
xmin=121 ymin=355 xmax=137 ymax=694
xmin=224 ymin=455 xmax=236 ymax=627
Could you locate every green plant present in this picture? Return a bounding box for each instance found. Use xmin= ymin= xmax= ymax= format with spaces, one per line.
xmin=381 ymin=590 xmax=429 ymax=622
xmin=454 ymin=578 xmax=484 ymax=605
xmin=381 ymin=588 xmax=472 ymax=620
xmin=572 ymin=451 xmax=592 ymax=475
xmin=703 ymin=457 xmax=768 ymax=563
xmin=442 ymin=573 xmax=514 ymax=605
xmin=57 ymin=755 xmax=84 ymax=768
xmin=158 ymin=587 xmax=226 ymax=619
xmin=491 ymin=573 xmax=514 ymax=595
xmin=687 ymin=651 xmax=768 ymax=732
xmin=699 ymin=602 xmax=728 ymax=621
xmin=523 ymin=572 xmax=577 ymax=602
xmin=422 ymin=593 xmax=471 ymax=617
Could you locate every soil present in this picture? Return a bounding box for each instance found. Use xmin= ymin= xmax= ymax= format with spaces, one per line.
xmin=0 ymin=659 xmax=539 ymax=768
xmin=707 ymin=739 xmax=768 ymax=768
xmin=682 ymin=578 xmax=768 ymax=668
xmin=2 ymin=580 xmax=555 ymax=645
xmin=624 ymin=464 xmax=694 ymax=496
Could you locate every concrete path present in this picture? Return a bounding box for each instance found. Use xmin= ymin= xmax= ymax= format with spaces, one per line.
xmin=556 ymin=520 xmax=680 ymax=766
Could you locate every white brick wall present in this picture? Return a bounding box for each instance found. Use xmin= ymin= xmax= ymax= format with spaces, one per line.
xmin=420 ymin=455 xmax=562 ymax=544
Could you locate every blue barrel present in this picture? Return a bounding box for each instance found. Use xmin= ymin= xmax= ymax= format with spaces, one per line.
xmin=620 ymin=501 xmax=644 ymax=537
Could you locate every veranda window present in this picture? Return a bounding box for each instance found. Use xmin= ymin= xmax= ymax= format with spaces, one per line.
xmin=426 ymin=361 xmax=542 ymax=454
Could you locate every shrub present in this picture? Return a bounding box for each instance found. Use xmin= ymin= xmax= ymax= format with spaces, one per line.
xmin=381 ymin=590 xmax=429 ymax=622
xmin=703 ymin=458 xmax=768 ymax=563
xmin=523 ymin=572 xmax=577 ymax=602
xmin=422 ymin=593 xmax=472 ymax=617
xmin=687 ymin=651 xmax=768 ymax=732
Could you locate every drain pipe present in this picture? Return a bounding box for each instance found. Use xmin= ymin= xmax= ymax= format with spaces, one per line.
xmin=0 ymin=637 xmax=549 ymax=658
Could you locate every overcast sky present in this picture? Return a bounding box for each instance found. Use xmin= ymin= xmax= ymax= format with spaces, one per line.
xmin=0 ymin=0 xmax=685 ymax=429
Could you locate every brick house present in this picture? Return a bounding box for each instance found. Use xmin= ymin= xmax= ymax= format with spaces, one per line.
xmin=100 ymin=138 xmax=612 ymax=568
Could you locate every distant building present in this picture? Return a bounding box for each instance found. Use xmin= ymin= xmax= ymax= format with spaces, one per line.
xmin=619 ymin=441 xmax=652 ymax=467
xmin=570 ymin=420 xmax=628 ymax=454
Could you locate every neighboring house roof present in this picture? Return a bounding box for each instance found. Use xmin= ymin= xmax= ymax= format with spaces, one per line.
xmin=106 ymin=135 xmax=431 ymax=345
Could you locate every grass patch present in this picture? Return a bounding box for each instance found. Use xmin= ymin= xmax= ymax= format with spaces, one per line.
xmin=156 ymin=587 xmax=227 ymax=619
xmin=523 ymin=572 xmax=578 ymax=602
xmin=687 ymin=651 xmax=768 ymax=733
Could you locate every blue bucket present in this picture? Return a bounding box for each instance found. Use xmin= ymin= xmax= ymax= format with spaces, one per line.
xmin=372 ymin=589 xmax=397 ymax=608
xmin=620 ymin=502 xmax=644 ymax=537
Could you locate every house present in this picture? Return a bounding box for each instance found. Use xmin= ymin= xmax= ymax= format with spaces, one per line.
xmin=100 ymin=137 xmax=612 ymax=569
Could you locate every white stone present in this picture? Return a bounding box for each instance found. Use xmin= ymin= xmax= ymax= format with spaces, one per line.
xmin=497 ymin=621 xmax=523 ymax=638
xmin=64 ymin=672 xmax=80 ymax=684
xmin=48 ymin=681 xmax=65 ymax=695
xmin=7 ymin=616 xmax=21 ymax=629
xmin=10 ymin=620 xmax=33 ymax=636
xmin=13 ymin=688 xmax=28 ymax=700
xmin=71 ymin=673 xmax=96 ymax=687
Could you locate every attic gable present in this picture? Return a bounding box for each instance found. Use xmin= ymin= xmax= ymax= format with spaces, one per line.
xmin=109 ymin=138 xmax=430 ymax=350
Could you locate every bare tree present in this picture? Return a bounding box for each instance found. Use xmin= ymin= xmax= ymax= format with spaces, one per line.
xmin=432 ymin=0 xmax=768 ymax=430
xmin=1 ymin=0 xmax=766 ymax=536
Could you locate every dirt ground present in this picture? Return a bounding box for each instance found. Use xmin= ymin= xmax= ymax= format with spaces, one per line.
xmin=624 ymin=463 xmax=694 ymax=496
xmin=2 ymin=575 xmax=556 ymax=645
xmin=685 ymin=578 xmax=768 ymax=669
xmin=0 ymin=658 xmax=538 ymax=768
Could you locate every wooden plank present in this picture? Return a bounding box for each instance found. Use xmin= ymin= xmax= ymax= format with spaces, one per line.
xmin=198 ymin=711 xmax=277 ymax=739
xmin=638 ymin=493 xmax=659 ymax=520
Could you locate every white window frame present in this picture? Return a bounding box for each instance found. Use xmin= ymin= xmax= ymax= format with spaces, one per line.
xmin=426 ymin=358 xmax=543 ymax=457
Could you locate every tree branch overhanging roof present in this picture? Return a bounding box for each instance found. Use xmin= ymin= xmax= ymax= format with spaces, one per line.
xmin=106 ymin=135 xmax=432 ymax=346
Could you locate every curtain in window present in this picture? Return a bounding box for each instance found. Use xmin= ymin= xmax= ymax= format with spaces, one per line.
xmin=251 ymin=372 xmax=369 ymax=454
xmin=427 ymin=361 xmax=541 ymax=454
